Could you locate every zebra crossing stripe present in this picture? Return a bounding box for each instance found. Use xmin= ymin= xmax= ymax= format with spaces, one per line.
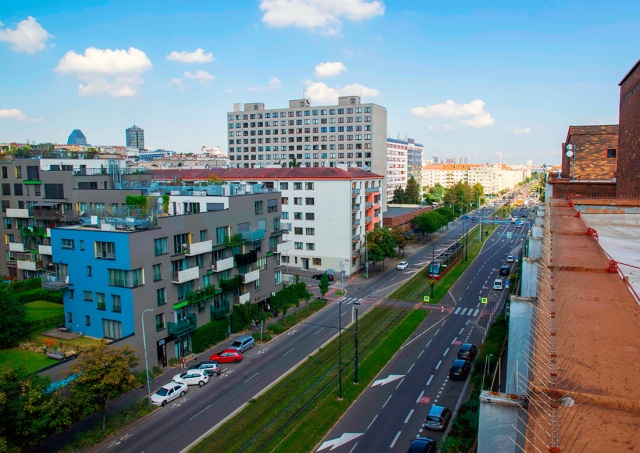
xmin=472 ymin=309 xmax=479 ymax=316
xmin=454 ymin=307 xmax=461 ymax=315
xmin=460 ymin=308 xmax=468 ymax=315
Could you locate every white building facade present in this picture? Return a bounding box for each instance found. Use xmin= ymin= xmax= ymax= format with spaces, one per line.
xmin=386 ymin=138 xmax=408 ymax=201
xmin=423 ymin=163 xmax=527 ymax=195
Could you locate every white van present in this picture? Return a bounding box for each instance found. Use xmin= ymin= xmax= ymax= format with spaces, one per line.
xmin=493 ymin=278 xmax=504 ymax=290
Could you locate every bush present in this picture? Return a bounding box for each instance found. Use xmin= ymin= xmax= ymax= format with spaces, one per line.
xmin=168 ymin=357 xmax=179 ymax=367
xmin=6 ymin=277 xmax=42 ymax=293
xmin=15 ymin=289 xmax=63 ymax=304
xmin=191 ymin=319 xmax=229 ymax=354
xmin=308 ymin=299 xmax=326 ymax=311
xmin=266 ymin=323 xmax=284 ymax=334
xmin=252 ymin=332 xmax=271 ymax=343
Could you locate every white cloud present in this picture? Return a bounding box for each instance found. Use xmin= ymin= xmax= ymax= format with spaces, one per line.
xmin=0 ymin=108 xmax=27 ymax=121
xmin=0 ymin=16 xmax=52 ymax=53
xmin=167 ymin=78 xmax=185 ymax=90
xmin=166 ymin=48 xmax=214 ymax=63
xmin=315 ymin=61 xmax=346 ymax=78
xmin=304 ymin=81 xmax=380 ymax=104
xmin=248 ymin=77 xmax=281 ymax=91
xmin=55 ymin=47 xmax=152 ymax=97
xmin=260 ymin=0 xmax=384 ymax=36
xmin=513 ymin=127 xmax=531 ymax=134
xmin=184 ymin=70 xmax=215 ymax=83
xmin=411 ymin=99 xmax=495 ymax=129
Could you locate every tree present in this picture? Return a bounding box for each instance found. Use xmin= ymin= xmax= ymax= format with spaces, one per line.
xmin=0 ymin=364 xmax=71 ymax=450
xmin=319 ymin=273 xmax=329 ymax=300
xmin=0 ymin=285 xmax=27 ymax=348
xmin=391 ymin=227 xmax=409 ymax=256
xmin=414 ymin=211 xmax=445 ymax=239
xmin=65 ymin=343 xmax=139 ymax=430
xmin=366 ymin=228 xmax=396 ymax=270
xmin=404 ymin=176 xmax=421 ymax=204
xmin=391 ymin=186 xmax=406 ymax=204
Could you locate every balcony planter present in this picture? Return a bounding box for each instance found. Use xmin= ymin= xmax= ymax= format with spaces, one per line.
xmin=220 ymin=275 xmax=243 ymax=293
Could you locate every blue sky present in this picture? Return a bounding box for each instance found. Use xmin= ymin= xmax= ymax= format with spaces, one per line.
xmin=1 ymin=0 xmax=638 ymax=165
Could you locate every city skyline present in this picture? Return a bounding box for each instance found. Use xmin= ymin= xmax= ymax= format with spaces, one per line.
xmin=1 ymin=0 xmax=638 ymax=165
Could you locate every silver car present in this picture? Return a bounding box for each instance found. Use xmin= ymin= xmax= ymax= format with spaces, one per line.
xmin=229 ymin=335 xmax=255 ymax=353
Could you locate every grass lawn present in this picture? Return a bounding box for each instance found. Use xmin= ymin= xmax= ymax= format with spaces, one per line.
xmin=25 ymin=300 xmax=64 ymax=323
xmin=0 ymin=348 xmax=57 ymax=373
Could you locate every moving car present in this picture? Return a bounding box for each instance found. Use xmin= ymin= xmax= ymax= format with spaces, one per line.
xmin=506 ymin=254 xmax=515 ymax=263
xmin=312 ymin=273 xmax=334 ymax=281
xmin=493 ymin=278 xmax=504 ymax=290
xmin=515 ymin=221 xmax=523 ymax=228
xmin=192 ymin=361 xmax=221 ymax=376
xmin=172 ymin=369 xmax=209 ymax=387
xmin=209 ymin=348 xmax=243 ymax=363
xmin=449 ymin=359 xmax=471 ymax=380
xmin=397 ymin=261 xmax=409 ymax=270
xmin=407 ymin=435 xmax=437 ymax=453
xmin=499 ymin=265 xmax=510 ymax=276
xmin=150 ymin=382 xmax=188 ymax=407
xmin=457 ymin=343 xmax=478 ymax=361
xmin=471 ymin=216 xmax=478 ymax=220
xmin=510 ymin=217 xmax=517 ymax=224
xmin=229 ymin=335 xmax=255 ymax=353
xmin=461 ymin=214 xmax=469 ymax=219
xmin=422 ymin=405 xmax=452 ymax=431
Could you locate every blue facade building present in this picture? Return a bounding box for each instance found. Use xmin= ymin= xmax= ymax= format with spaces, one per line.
xmin=67 ymin=129 xmax=88 ymax=146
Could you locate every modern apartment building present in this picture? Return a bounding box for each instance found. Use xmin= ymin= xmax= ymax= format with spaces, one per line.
xmin=151 ymin=167 xmax=384 ymax=276
xmin=126 ymin=125 xmax=145 ymax=150
xmin=407 ymin=138 xmax=424 ymax=188
xmin=226 ymin=95 xmax=388 ymax=208
xmin=1 ymin=157 xmax=152 ymax=280
xmin=51 ymin=183 xmax=286 ymax=367
xmin=386 ymin=138 xmax=408 ymax=201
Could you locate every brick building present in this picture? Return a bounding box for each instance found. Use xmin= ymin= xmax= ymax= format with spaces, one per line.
xmin=561 ymin=125 xmax=618 ymax=181
xmin=617 ymin=59 xmax=640 ymax=197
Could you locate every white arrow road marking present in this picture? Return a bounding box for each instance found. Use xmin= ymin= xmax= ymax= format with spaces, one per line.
xmin=371 ymin=374 xmax=405 ymax=387
xmin=318 ymin=432 xmax=364 ymax=451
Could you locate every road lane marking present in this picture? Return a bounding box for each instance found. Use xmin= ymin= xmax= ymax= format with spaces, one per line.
xmin=244 ymin=372 xmax=259 ymax=383
xmin=454 ymin=307 xmax=461 ymax=314
xmin=314 ymin=327 xmax=325 ymax=335
xmin=396 ymin=378 xmax=404 ymax=389
xmin=417 ymin=350 xmax=424 ymax=359
xmin=435 ymin=329 xmax=440 ymax=335
xmin=426 ymin=339 xmax=432 ymax=348
xmin=426 ymin=375 xmax=433 ymax=386
xmin=466 ymin=319 xmax=470 ymax=325
xmin=443 ymin=348 xmax=450 ymax=356
xmin=408 ymin=363 xmax=415 ymax=373
xmin=459 ymin=328 xmax=464 ymax=334
xmin=282 ymin=348 xmax=295 ymax=356
xmin=451 ymin=337 xmax=457 ymax=344
xmin=417 ymin=390 xmax=424 ymax=402
xmin=367 ymin=414 xmax=378 ymax=430
xmin=390 ymin=431 xmax=402 ymax=449
xmin=435 ymin=360 xmax=442 ymax=370
xmin=404 ymin=409 xmax=414 ymax=424
xmin=473 ymin=309 xmax=479 ymax=316
xmin=460 ymin=308 xmax=468 ymax=315
xmin=383 ymin=395 xmax=392 ymax=408
xmin=189 ymin=404 xmax=211 ymax=420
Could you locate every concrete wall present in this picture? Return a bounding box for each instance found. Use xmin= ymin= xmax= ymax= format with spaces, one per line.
xmin=617 ymin=62 xmax=640 ymax=197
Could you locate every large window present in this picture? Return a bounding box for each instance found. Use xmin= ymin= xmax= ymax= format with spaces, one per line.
xmin=95 ymin=241 xmax=116 ymax=259
xmin=108 ymin=268 xmax=144 ymax=287
xmin=173 ymin=233 xmax=189 ymax=254
xmin=44 ymin=184 xmax=64 ymax=199
xmin=112 ymin=294 xmax=121 ymax=313
xmin=102 ymin=319 xmax=122 ymax=340
xmin=216 ymin=226 xmax=229 ymax=244
xmin=157 ymin=288 xmax=166 ymax=306
xmin=153 ymin=263 xmax=162 ymax=281
xmin=62 ymin=239 xmax=75 ymax=250
xmin=154 ymin=237 xmax=168 ymax=256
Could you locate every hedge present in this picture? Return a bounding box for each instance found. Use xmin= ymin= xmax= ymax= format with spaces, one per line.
xmin=15 ymin=289 xmax=63 ymax=304
xmin=6 ymin=277 xmax=42 ymax=293
xmin=191 ymin=319 xmax=230 ymax=354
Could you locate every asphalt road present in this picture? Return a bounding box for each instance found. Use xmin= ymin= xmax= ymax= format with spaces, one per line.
xmin=317 ymin=207 xmax=531 ymax=452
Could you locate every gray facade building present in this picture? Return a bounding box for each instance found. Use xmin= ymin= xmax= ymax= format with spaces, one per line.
xmin=126 ymin=124 xmax=145 ymax=150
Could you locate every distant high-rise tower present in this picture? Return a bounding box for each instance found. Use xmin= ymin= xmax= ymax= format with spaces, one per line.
xmin=67 ymin=129 xmax=87 ymax=145
xmin=126 ymin=125 xmax=145 ymax=150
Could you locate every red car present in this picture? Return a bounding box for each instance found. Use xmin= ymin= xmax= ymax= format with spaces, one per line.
xmin=209 ymin=348 xmax=243 ymax=363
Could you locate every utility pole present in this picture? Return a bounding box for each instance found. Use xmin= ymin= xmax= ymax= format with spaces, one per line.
xmin=338 ymin=299 xmax=342 ymax=399
xmin=354 ymin=308 xmax=359 ymax=384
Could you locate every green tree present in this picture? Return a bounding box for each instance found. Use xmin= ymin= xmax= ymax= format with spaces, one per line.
xmin=414 ymin=211 xmax=445 ymax=239
xmin=391 ymin=186 xmax=406 ymax=204
xmin=65 ymin=343 xmax=139 ymax=430
xmin=366 ymin=228 xmax=396 ymax=270
xmin=319 ymin=273 xmax=329 ymax=300
xmin=428 ymin=183 xmax=446 ymax=202
xmin=391 ymin=227 xmax=409 ymax=256
xmin=404 ymin=176 xmax=421 ymax=204
xmin=0 ymin=364 xmax=71 ymax=450
xmin=0 ymin=285 xmax=27 ymax=348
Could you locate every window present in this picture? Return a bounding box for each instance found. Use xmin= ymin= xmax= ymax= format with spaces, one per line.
xmin=282 ymin=197 xmax=288 ymax=205
xmin=108 ymin=268 xmax=144 ymax=287
xmin=294 ymin=227 xmax=303 ymax=234
xmin=294 ymin=197 xmax=303 ymax=205
xmin=305 ymin=198 xmax=314 ymax=205
xmin=306 ymin=228 xmax=315 ymax=235
xmin=305 ymin=212 xmax=315 ymax=220
xmin=154 ymin=237 xmax=168 ymax=256
xmin=267 ymin=199 xmax=278 ymax=213
xmin=1 ymin=167 xmax=6 ymax=178
xmin=294 ymin=212 xmax=303 ymax=220
xmin=87 ymin=266 xmax=92 ymax=276
xmin=275 ymin=270 xmax=282 ymax=285
xmin=255 ymin=200 xmax=263 ymax=214
xmin=85 ymin=315 xmax=90 ymax=326
xmin=279 ymin=182 xmax=288 ymax=190
xmin=112 ymin=295 xmax=121 ymax=313
xmin=216 ymin=226 xmax=229 ymax=244
xmin=155 ymin=313 xmax=165 ymax=331
xmin=153 ymin=263 xmax=162 ymax=281
xmin=95 ymin=241 xmax=116 ymax=259
xmin=294 ymin=182 xmax=302 ymax=190
xmin=257 ymin=257 xmax=267 ymax=270
xmin=173 ymin=233 xmax=189 ymax=254
xmin=200 ymin=230 xmax=208 ymax=241
xmin=44 ymin=184 xmax=64 ymax=199
xmin=84 ymin=290 xmax=93 ymax=302
xmin=13 ymin=184 xmax=23 ymax=196
xmin=103 ymin=319 xmax=122 ymax=340
xmin=608 ymin=149 xmax=617 ymax=158
xmin=305 ymin=182 xmax=314 ymax=190
xmin=306 ymin=243 xmax=315 ymax=250
xmin=294 ymin=242 xmax=303 ymax=249
xmin=313 ymin=258 xmax=322 ymax=265
xmin=157 ymin=288 xmax=166 ymax=306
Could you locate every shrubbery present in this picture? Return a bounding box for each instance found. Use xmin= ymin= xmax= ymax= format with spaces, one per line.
xmin=15 ymin=288 xmax=63 ymax=304
xmin=191 ymin=319 xmax=230 ymax=354
xmin=5 ymin=277 xmax=42 ymax=293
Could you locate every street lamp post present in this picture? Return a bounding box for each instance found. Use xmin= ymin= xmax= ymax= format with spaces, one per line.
xmin=338 ymin=299 xmax=343 ymax=399
xmin=141 ymin=308 xmax=154 ymax=404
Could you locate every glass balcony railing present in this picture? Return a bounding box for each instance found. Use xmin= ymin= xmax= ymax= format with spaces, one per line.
xmin=167 ymin=314 xmax=197 ymax=337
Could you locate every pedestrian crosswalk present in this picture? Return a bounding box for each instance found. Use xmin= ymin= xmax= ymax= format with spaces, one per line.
xmin=337 ymin=297 xmax=363 ymax=305
xmin=453 ymin=307 xmax=480 ymax=317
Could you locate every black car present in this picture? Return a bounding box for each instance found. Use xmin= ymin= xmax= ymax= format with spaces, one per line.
xmin=407 ymin=436 xmax=437 ymax=453
xmin=449 ymin=359 xmax=471 ymax=380
xmin=312 ymin=273 xmax=334 ymax=281
xmin=457 ymin=343 xmax=478 ymax=361
xmin=499 ymin=265 xmax=510 ymax=276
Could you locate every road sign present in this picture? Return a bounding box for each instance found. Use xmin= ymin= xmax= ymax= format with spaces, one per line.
xmin=481 ymin=297 xmax=488 ymax=304
xmin=506 ymin=232 xmax=512 ymax=238
xmin=423 ymin=296 xmax=430 ymax=302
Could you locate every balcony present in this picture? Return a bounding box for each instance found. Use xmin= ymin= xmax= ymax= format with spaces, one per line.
xmin=366 ymin=186 xmax=381 ymax=194
xmin=20 ymin=226 xmax=48 ymax=238
xmin=167 ymin=314 xmax=197 ymax=337
xmin=212 ymin=256 xmax=234 ymax=272
xmin=243 ymin=269 xmax=260 ymax=284
xmin=365 ymin=202 xmax=374 ymax=209
xmin=352 ymin=204 xmax=360 ymax=212
xmin=38 ymin=245 xmax=52 ymax=255
xmin=42 ymin=271 xmax=70 ymax=291
xmin=171 ymin=266 xmax=200 ymax=284
xmin=223 ymin=234 xmax=243 ymax=247
xmin=186 ymin=286 xmax=218 ymax=305
xmin=235 ymin=250 xmax=257 ymax=266
xmin=16 ymin=252 xmax=43 ymax=271
xmin=8 ymin=242 xmax=26 ymax=253
xmin=365 ymin=216 xmax=373 ymax=224
xmin=352 ymin=249 xmax=361 ymax=259
xmin=6 ymin=208 xmax=29 ymax=219
xmin=185 ymin=240 xmax=212 ymax=256
xmin=242 ymin=229 xmax=266 ymax=242
xmin=276 ymin=240 xmax=293 ymax=253
xmin=239 ymin=292 xmax=251 ymax=304
xmin=351 ymin=188 xmax=361 ymax=196
xmin=352 ymin=234 xmax=361 ymax=242
xmin=211 ymin=301 xmax=230 ymax=319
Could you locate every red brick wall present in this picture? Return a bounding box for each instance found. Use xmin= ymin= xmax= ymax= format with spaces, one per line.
xmin=617 ymin=62 xmax=640 ymax=197
xmin=383 ymin=206 xmax=433 ymax=229
xmin=562 ymin=125 xmax=618 ymax=180
xmin=550 ymin=180 xmax=616 ymax=199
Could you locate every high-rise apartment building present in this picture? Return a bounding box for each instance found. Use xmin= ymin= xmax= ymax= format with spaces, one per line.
xmin=406 ymin=138 xmax=424 ymax=188
xmin=67 ymin=129 xmax=87 ymax=146
xmin=126 ymin=125 xmax=145 ymax=150
xmin=386 ymin=138 xmax=408 ymax=201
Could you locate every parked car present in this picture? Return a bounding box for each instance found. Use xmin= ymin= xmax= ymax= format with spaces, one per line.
xmin=397 ymin=261 xmax=409 ymax=270
xmin=209 ymin=348 xmax=243 ymax=363
xmin=407 ymin=435 xmax=437 ymax=453
xmin=192 ymin=361 xmax=221 ymax=376
xmin=172 ymin=369 xmax=209 ymax=387
xmin=457 ymin=343 xmax=478 ymax=361
xmin=493 ymin=278 xmax=504 ymax=290
xmin=499 ymin=265 xmax=510 ymax=276
xmin=312 ymin=273 xmax=334 ymax=281
xmin=150 ymin=382 xmax=188 ymax=407
xmin=422 ymin=405 xmax=452 ymax=431
xmin=449 ymin=359 xmax=471 ymax=380
xmin=229 ymin=335 xmax=255 ymax=353
xmin=461 ymin=214 xmax=469 ymax=219
xmin=506 ymin=254 xmax=515 ymax=263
